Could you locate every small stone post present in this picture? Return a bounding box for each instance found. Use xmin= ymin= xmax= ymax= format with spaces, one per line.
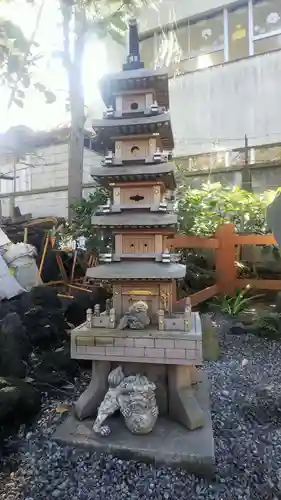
xmin=109 ymin=308 xmax=116 ymax=328
xmin=158 ymin=309 xmax=164 ymax=331
xmin=94 ymin=304 xmax=100 ymax=317
xmin=86 ymin=308 xmax=93 ymax=328
xmin=184 ymin=297 xmax=192 ymax=332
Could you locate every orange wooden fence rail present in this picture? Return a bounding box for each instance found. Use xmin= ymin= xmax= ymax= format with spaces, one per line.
xmin=169 ymin=223 xmax=280 ymax=307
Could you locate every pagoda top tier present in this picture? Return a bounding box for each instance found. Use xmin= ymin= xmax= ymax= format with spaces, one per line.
xmin=99 ymin=19 xmax=170 ymax=110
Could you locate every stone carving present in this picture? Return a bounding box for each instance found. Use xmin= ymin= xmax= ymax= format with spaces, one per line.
xmin=93 ymin=366 xmax=158 ymax=436
xmin=117 ymin=300 xmax=150 ymax=330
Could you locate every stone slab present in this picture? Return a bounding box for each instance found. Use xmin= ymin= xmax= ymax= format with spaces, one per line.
xmin=53 ymin=378 xmax=215 ymax=476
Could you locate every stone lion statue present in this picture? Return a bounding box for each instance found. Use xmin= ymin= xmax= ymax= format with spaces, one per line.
xmin=93 ymin=366 xmax=158 ymax=436
xmin=117 ymin=300 xmax=150 ymax=330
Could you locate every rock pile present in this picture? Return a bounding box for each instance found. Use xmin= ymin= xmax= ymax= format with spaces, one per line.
xmin=0 ymin=285 xmax=111 ymax=439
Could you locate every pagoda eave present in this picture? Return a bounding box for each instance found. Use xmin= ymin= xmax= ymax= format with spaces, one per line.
xmin=99 ymin=68 xmax=169 ymax=109
xmin=91 ymin=213 xmax=178 ymax=228
xmin=92 ymin=113 xmax=174 ymax=151
xmin=86 ymin=261 xmax=186 ymax=281
xmin=91 ymin=163 xmax=176 ymax=190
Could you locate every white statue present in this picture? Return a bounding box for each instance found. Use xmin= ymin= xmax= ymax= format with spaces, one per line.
xmin=93 ymin=366 xmax=158 ymax=436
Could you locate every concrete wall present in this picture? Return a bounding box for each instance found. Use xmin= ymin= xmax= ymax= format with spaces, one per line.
xmin=170 ymin=50 xmax=281 ymax=156
xmin=0 ymin=143 xmax=100 ymax=219
xmin=186 ymin=165 xmax=281 ymax=192
xmin=138 ymin=0 xmax=236 ymax=33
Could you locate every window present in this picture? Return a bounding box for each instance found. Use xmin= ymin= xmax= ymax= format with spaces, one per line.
xmin=254 ymin=33 xmax=281 ymax=53
xmin=253 ymin=0 xmax=281 ymax=37
xmin=139 ymin=0 xmax=281 ymax=76
xmin=253 ymin=0 xmax=281 ymax=54
xmin=155 ymin=29 xmax=184 ymax=69
xmin=228 ymin=4 xmax=249 ymax=61
xmin=189 ymin=13 xmax=224 ymax=57
xmin=156 ymin=13 xmax=224 ymax=75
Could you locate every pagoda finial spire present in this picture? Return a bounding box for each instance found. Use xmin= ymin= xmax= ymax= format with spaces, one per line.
xmin=123 ymin=18 xmax=144 ymax=71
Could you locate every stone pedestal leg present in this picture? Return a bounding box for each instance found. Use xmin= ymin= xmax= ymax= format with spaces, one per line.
xmin=75 ymin=361 xmax=110 ymax=420
xmin=168 ymin=365 xmax=204 ymax=430
xmin=189 ymin=366 xmax=203 ymax=384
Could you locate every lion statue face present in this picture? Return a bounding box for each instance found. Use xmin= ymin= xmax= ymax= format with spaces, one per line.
xmin=128 ymin=300 xmax=148 ymax=314
xmin=117 ymin=389 xmax=158 ymax=435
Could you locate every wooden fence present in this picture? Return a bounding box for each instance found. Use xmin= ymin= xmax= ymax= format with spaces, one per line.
xmin=169 ymin=223 xmax=280 ymax=307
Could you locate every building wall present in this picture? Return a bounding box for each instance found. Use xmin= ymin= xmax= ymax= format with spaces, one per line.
xmin=186 ymin=165 xmax=281 ymax=192
xmin=137 ymin=0 xmax=281 ymax=156
xmin=0 ymin=143 xmax=100 ymax=219
xmin=139 ymin=0 xmax=236 ymax=33
xmin=170 ymin=50 xmax=281 ymax=156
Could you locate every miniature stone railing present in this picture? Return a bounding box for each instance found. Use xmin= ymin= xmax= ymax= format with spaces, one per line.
xmin=99 ymin=200 xmax=172 ymax=214
xmin=102 ymin=251 xmax=181 ymax=263
xmin=103 ymin=103 xmax=166 ymax=120
xmin=102 ymin=151 xmax=168 ymax=167
xmin=157 ymin=310 xmax=191 ymax=332
xmin=158 ymin=297 xmax=192 ymax=332
xmin=86 ymin=305 xmax=116 ymax=329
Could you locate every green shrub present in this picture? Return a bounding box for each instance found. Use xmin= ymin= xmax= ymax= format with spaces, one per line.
xmin=210 ymin=287 xmax=264 ymax=317
xmin=177 ymin=182 xmax=278 ymax=236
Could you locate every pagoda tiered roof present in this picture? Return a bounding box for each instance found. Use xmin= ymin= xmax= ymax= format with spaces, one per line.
xmin=91 ymin=162 xmax=176 ymax=189
xmin=91 ymin=113 xmax=174 ymax=152
xmin=99 ymin=68 xmax=170 ymax=110
xmin=91 ymin=212 xmax=177 ymax=229
xmin=86 ymin=261 xmax=185 ymax=281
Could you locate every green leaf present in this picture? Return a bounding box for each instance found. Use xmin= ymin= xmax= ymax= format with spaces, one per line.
xmin=110 ymin=12 xmax=127 ymax=32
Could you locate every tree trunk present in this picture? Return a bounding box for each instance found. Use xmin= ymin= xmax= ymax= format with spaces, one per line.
xmin=61 ymin=1 xmax=86 ymax=220
xmin=68 ymin=5 xmax=86 ymax=219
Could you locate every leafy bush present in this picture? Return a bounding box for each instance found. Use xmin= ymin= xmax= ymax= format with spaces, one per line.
xmin=177 ymin=182 xmax=278 ymax=236
xmin=58 ymin=183 xmax=280 ymax=260
xmin=210 ymin=287 xmax=264 ymax=317
xmin=58 ymin=187 xmax=112 ymax=254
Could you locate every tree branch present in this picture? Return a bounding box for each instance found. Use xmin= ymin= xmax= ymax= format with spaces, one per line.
xmin=7 ymin=0 xmax=46 ymax=109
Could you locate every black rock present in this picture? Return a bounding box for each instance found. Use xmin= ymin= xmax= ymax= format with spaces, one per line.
xmin=229 ymin=325 xmax=248 ymax=335
xmin=21 ymin=286 xmax=62 ymax=311
xmin=24 ymin=305 xmax=66 ymax=350
xmin=0 ymin=377 xmax=40 ymax=433
xmin=64 ymin=287 xmax=112 ymax=326
xmin=31 ymin=345 xmax=79 ymax=390
xmin=0 ymin=312 xmax=30 ymax=378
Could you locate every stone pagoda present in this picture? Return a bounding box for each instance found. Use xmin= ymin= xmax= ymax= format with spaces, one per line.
xmin=67 ymin=20 xmax=213 ymax=469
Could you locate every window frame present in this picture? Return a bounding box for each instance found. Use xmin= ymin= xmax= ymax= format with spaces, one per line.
xmin=140 ymin=0 xmax=281 ymax=74
xmin=226 ymin=1 xmax=251 ymax=61
xmin=249 ymin=0 xmax=281 ymax=54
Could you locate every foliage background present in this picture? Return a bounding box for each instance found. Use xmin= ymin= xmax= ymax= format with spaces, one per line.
xmin=177 ymin=183 xmax=278 ymax=236
xmin=59 ymin=183 xmax=280 ymax=254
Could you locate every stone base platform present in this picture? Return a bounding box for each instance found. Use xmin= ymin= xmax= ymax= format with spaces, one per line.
xmin=53 ymin=377 xmax=215 ymax=476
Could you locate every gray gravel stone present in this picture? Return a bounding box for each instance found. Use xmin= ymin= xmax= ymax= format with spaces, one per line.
xmin=1 ymin=331 xmax=281 ymax=499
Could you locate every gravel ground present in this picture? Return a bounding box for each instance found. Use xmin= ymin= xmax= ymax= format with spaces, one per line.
xmin=1 ymin=332 xmax=281 ymax=500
